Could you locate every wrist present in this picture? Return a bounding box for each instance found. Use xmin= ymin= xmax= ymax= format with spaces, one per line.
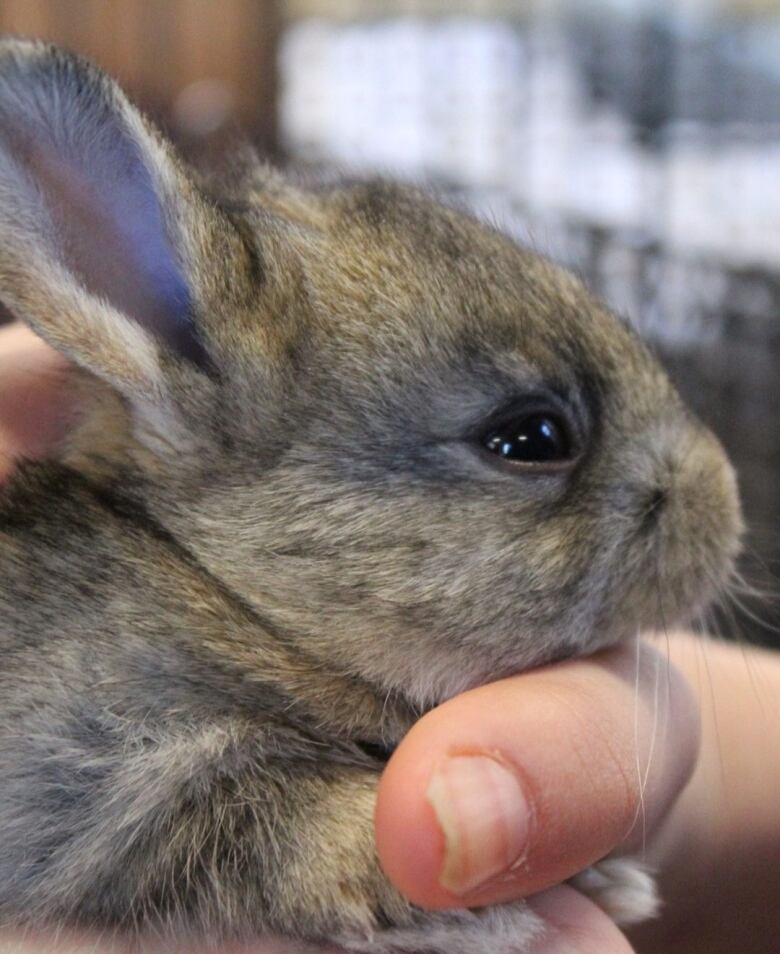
xmin=630 ymin=633 xmax=780 ymax=953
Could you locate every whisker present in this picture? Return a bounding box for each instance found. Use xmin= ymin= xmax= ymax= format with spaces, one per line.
xmin=725 ymin=564 xmax=778 ymax=605
xmin=723 ymin=587 xmax=780 ymax=638
xmin=629 ymin=624 xmax=647 ymax=850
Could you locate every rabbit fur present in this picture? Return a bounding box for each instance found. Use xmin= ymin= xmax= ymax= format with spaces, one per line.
xmin=0 ymin=40 xmax=742 ymax=952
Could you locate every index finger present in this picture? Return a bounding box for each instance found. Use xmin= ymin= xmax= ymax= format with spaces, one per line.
xmin=375 ymin=639 xmax=699 ymax=910
xmin=0 ymin=323 xmax=74 ymax=479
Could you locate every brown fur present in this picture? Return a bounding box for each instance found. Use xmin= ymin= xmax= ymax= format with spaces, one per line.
xmin=0 ymin=40 xmax=741 ymax=951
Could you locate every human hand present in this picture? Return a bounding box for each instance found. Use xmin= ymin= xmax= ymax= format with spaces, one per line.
xmin=376 ymin=638 xmax=699 ymax=952
xmin=377 ymin=630 xmax=780 ymax=954
xmin=628 ymin=635 xmax=780 ymax=954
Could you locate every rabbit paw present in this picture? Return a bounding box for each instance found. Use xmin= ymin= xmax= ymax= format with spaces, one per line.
xmin=570 ymin=857 xmax=659 ymax=926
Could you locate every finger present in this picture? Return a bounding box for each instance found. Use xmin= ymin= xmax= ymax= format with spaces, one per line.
xmin=375 ymin=639 xmax=699 ymax=910
xmin=526 ymin=885 xmax=637 ymax=953
xmin=0 ymin=324 xmax=74 ymax=479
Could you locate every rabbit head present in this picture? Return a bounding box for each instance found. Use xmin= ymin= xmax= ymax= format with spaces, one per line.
xmin=0 ymin=41 xmax=742 ymax=707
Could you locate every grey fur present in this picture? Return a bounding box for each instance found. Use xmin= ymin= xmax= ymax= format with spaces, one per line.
xmin=0 ymin=40 xmax=741 ymax=951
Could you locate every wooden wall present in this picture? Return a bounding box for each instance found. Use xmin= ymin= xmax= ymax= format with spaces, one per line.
xmin=0 ymin=0 xmax=280 ymax=150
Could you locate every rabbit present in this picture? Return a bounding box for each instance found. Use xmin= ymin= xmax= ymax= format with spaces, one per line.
xmin=0 ymin=39 xmax=742 ymax=953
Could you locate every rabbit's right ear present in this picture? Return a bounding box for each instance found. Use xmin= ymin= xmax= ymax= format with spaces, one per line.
xmin=0 ymin=41 xmax=252 ymax=424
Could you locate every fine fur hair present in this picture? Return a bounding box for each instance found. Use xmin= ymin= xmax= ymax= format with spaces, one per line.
xmin=0 ymin=40 xmax=742 ymax=952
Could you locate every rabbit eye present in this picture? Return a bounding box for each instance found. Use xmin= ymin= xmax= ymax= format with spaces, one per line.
xmin=483 ymin=413 xmax=572 ymax=464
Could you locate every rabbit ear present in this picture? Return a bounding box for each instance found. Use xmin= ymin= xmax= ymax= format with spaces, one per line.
xmin=0 ymin=41 xmax=244 ymax=409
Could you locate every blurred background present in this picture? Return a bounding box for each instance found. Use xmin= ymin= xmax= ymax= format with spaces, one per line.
xmin=0 ymin=0 xmax=777 ymax=644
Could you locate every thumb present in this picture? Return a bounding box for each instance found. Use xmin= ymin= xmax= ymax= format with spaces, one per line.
xmin=375 ymin=640 xmax=699 ymax=910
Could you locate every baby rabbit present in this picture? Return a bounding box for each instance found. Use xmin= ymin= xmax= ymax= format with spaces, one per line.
xmin=0 ymin=40 xmax=741 ymax=952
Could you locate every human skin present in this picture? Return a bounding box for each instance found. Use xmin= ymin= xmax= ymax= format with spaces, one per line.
xmin=1 ymin=323 xmax=777 ymax=953
xmin=628 ymin=636 xmax=780 ymax=953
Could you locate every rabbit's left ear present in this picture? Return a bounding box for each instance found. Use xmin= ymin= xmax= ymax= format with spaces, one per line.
xmin=0 ymin=41 xmax=248 ymax=409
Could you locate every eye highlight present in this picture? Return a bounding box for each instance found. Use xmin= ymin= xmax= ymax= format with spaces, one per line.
xmin=483 ymin=413 xmax=573 ymax=464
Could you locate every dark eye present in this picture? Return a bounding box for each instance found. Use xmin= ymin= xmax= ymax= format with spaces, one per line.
xmin=483 ymin=413 xmax=572 ymax=464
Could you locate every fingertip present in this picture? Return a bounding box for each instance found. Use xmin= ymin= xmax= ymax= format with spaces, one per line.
xmin=376 ymin=693 xmax=541 ymax=910
xmin=375 ymin=731 xmax=447 ymax=908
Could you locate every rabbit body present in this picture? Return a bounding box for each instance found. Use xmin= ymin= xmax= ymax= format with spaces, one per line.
xmin=0 ymin=41 xmax=741 ymax=951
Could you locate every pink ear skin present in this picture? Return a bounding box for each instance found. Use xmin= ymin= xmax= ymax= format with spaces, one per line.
xmin=0 ymin=324 xmax=77 ymax=483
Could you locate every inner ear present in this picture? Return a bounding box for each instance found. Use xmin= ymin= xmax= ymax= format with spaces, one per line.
xmin=21 ymin=131 xmax=210 ymax=368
